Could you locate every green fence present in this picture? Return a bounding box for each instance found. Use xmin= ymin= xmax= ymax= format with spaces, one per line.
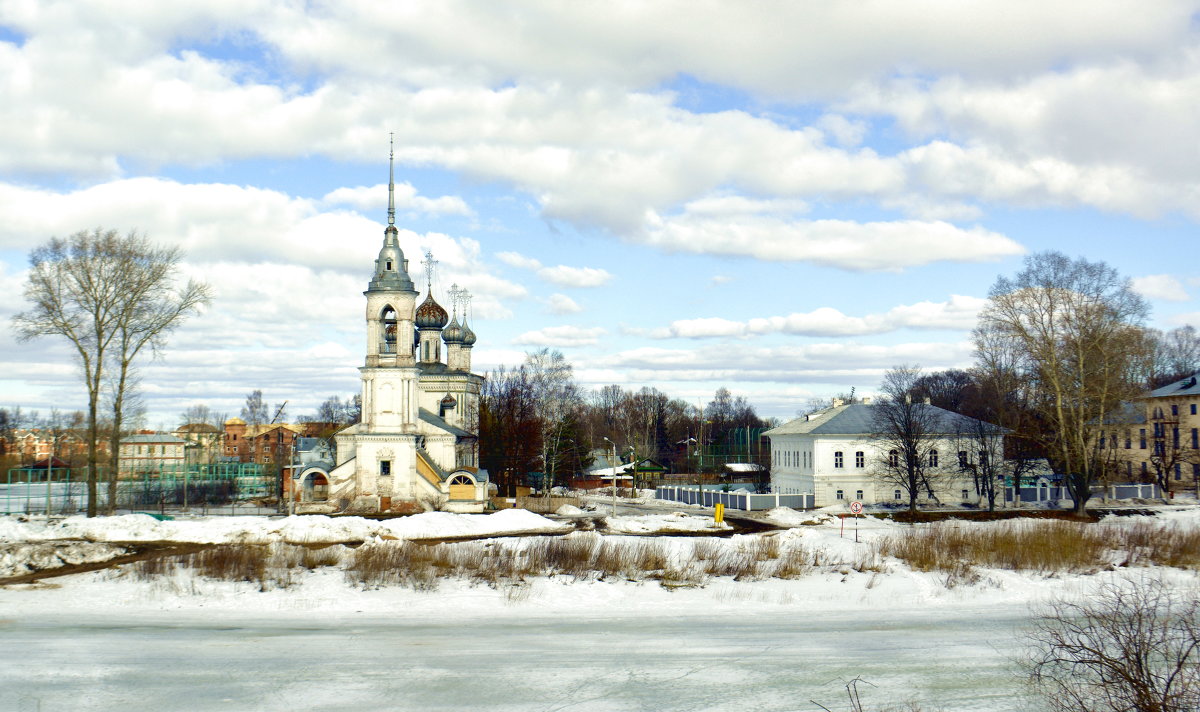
xmin=2 ymin=463 xmax=274 ymax=515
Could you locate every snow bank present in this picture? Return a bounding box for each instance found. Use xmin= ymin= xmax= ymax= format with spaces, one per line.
xmin=0 ymin=510 xmax=570 ymax=545
xmin=379 ymin=509 xmax=569 ymax=540
xmin=604 ymin=512 xmax=728 ymax=534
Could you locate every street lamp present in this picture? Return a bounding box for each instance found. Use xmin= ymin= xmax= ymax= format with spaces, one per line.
xmin=602 ymin=436 xmax=617 ymax=516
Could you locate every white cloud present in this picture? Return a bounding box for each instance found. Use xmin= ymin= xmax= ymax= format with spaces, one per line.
xmin=546 ymin=294 xmax=582 ymax=315
xmin=513 ymin=325 xmax=606 ymax=347
xmin=1132 ymin=274 xmax=1190 ymax=302
xmin=649 ymin=296 xmax=987 ymax=339
xmin=643 ymin=206 xmax=1024 ymax=271
xmin=322 ymin=183 xmax=473 ymax=216
xmin=495 ymin=251 xmax=613 ymax=287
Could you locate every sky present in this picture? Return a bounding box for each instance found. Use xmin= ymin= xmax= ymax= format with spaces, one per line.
xmin=1 ymin=1 xmax=1199 ymax=428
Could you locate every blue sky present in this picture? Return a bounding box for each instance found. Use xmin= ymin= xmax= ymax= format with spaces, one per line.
xmin=1 ymin=1 xmax=1198 ymax=427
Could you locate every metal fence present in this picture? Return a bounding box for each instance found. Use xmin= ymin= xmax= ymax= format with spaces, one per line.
xmin=1003 ymin=482 xmax=1163 ymax=504
xmin=2 ymin=464 xmax=276 ymax=515
xmin=656 ymin=486 xmax=814 ymax=511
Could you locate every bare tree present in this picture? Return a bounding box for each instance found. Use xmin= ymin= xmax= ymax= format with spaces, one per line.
xmin=242 ymin=390 xmax=269 ymax=430
xmin=13 ymin=229 xmax=209 ymax=516
xmin=1025 ymin=576 xmax=1200 ymax=712
xmin=974 ymin=252 xmax=1149 ymax=516
xmin=871 ymin=365 xmax=950 ymax=513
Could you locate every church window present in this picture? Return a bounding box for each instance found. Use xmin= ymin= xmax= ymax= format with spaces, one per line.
xmin=386 ymin=260 xmax=393 ymax=271
xmin=855 ymin=451 xmax=864 ymax=468
xmin=834 ymin=451 xmax=843 ymax=468
xmin=928 ymin=449 xmax=938 ymax=468
xmin=381 ymin=306 xmax=397 ymax=353
xmin=888 ymin=450 xmax=899 ymax=468
xmin=835 ymin=489 xmax=844 ymax=500
xmin=380 ymin=460 xmax=391 ymax=476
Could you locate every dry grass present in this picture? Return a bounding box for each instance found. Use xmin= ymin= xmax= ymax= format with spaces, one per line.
xmin=1113 ymin=521 xmax=1200 ymax=568
xmin=128 ymin=533 xmax=831 ymax=592
xmin=877 ymin=521 xmax=1108 ymax=574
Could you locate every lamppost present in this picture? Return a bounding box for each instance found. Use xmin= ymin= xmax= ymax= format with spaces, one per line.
xmin=602 ymin=436 xmax=617 ymax=516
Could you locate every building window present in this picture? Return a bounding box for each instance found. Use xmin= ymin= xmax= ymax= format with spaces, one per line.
xmin=855 ymin=451 xmax=864 ymax=468
xmin=1174 ymin=464 xmax=1182 ymax=480
xmin=1194 ymin=463 xmax=1200 ymax=480
xmin=1174 ymin=428 xmax=1180 ymax=449
xmin=928 ymin=449 xmax=938 ymax=468
xmin=1193 ymin=428 xmax=1198 ymax=450
xmin=1172 ymin=404 xmax=1179 ymax=416
xmin=380 ymin=460 xmax=391 ymax=476
xmin=835 ymin=489 xmax=844 ymax=500
xmin=1140 ymin=429 xmax=1147 ymax=449
xmin=888 ymin=450 xmax=899 ymax=468
xmin=1127 ymin=461 xmax=1133 ymax=477
xmin=1099 ymin=433 xmax=1106 ymax=448
xmin=962 ymin=489 xmax=969 ymax=500
xmin=1125 ymin=430 xmax=1131 ymax=449
xmin=834 ymin=451 xmax=844 ymax=468
xmin=958 ymin=450 xmax=969 ymax=468
xmin=979 ymin=451 xmax=989 ymax=467
xmin=856 ymin=490 xmax=863 ymax=500
xmin=1192 ymin=404 xmax=1197 ymax=415
xmin=894 ymin=489 xmax=901 ymax=500
xmin=1142 ymin=462 xmax=1148 ymax=476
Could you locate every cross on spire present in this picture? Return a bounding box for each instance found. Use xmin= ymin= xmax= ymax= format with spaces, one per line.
xmin=460 ymin=289 xmax=472 ymax=322
xmin=422 ymin=250 xmax=438 ymax=294
xmin=447 ymin=283 xmax=463 ymax=318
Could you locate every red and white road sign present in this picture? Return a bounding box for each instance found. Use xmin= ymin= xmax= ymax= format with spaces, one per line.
xmin=849 ymin=500 xmax=863 ymax=515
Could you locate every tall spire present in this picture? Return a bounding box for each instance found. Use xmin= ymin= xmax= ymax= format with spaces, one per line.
xmin=387 ymin=132 xmax=396 ymax=227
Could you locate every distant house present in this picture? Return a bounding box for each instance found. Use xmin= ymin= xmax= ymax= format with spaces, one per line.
xmin=574 ymin=457 xmax=667 ymax=489
xmin=764 ymin=401 xmax=1004 ymax=507
xmin=1102 ymin=373 xmax=1200 ymax=489
xmin=118 ymin=433 xmax=188 ymax=476
xmin=172 ymin=423 xmax=223 ymax=464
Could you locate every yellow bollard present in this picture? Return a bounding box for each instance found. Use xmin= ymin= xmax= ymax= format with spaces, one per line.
xmin=714 ymin=502 xmax=724 ymax=525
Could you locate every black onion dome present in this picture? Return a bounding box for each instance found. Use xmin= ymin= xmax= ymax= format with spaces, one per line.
xmin=415 ymin=292 xmax=449 ymax=329
xmin=442 ymin=315 xmax=464 ymax=344
xmin=440 ymin=393 xmax=457 ymax=408
xmin=460 ymin=321 xmax=477 ymax=346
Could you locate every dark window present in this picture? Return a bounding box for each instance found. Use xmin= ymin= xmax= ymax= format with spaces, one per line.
xmin=835 ymin=489 xmax=844 ymax=500
xmin=894 ymin=490 xmax=901 ymax=500
xmin=1125 ymin=430 xmax=1131 ymax=449
xmin=888 ymin=450 xmax=899 ymax=468
xmin=1172 ymin=404 xmax=1179 ymax=416
xmin=1193 ymin=428 xmax=1198 ymax=449
xmin=1192 ymin=404 xmax=1197 ymax=415
xmin=380 ymin=460 xmax=391 ymax=476
xmin=834 ymin=451 xmax=844 ymax=468
xmin=855 ymin=451 xmax=865 ymax=468
xmin=1142 ymin=462 xmax=1148 ymax=475
xmin=1140 ymin=429 xmax=1147 ymax=449
xmin=855 ymin=490 xmax=863 ymax=500
xmin=1174 ymin=463 xmax=1181 ymax=480
xmin=1127 ymin=461 xmax=1133 ymax=477
xmin=1174 ymin=428 xmax=1180 ymax=449
xmin=928 ymin=449 xmax=938 ymax=468
xmin=958 ymin=450 xmax=969 ymax=467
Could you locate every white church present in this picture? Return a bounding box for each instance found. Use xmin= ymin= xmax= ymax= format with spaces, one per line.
xmin=293 ymin=151 xmax=489 ymax=514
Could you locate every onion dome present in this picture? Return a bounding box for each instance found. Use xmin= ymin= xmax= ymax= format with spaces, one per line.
xmin=415 ymin=292 xmax=449 ymax=329
xmin=440 ymin=393 xmax=457 ymax=409
xmin=460 ymin=320 xmax=477 ymax=346
xmin=442 ymin=315 xmax=464 ymax=344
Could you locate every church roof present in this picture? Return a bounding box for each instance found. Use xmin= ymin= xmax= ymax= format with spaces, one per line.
xmin=418 ymin=408 xmax=473 ymax=438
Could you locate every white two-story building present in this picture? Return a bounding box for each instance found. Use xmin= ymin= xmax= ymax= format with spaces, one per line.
xmin=765 ymin=401 xmax=1003 ymax=507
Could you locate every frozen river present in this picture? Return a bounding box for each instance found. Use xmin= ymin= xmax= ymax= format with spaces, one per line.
xmin=3 ymin=609 xmax=1039 ymax=711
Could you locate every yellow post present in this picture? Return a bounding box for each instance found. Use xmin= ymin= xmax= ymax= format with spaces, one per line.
xmin=714 ymin=502 xmax=724 ymax=525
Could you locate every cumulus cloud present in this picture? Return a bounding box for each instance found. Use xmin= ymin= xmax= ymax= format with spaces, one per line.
xmin=546 ymin=293 xmax=582 ymax=314
xmin=496 ymin=251 xmax=613 ymax=287
xmin=642 ymin=206 xmax=1024 ymax=271
xmin=1132 ymin=274 xmax=1189 ymax=302
xmin=513 ymin=325 xmax=607 ymax=347
xmin=648 ymin=296 xmax=986 ymax=339
xmin=322 ymin=182 xmax=473 ymax=216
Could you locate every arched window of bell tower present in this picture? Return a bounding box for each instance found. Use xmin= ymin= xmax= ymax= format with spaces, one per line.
xmin=381 ymin=306 xmax=397 ymax=353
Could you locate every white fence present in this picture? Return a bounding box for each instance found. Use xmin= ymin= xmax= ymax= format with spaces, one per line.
xmin=1004 ymin=482 xmax=1163 ymax=504
xmin=655 ymin=486 xmax=814 ymax=511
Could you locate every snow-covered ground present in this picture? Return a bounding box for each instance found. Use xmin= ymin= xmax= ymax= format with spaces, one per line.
xmin=2 ymin=505 xmax=1198 ymax=711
